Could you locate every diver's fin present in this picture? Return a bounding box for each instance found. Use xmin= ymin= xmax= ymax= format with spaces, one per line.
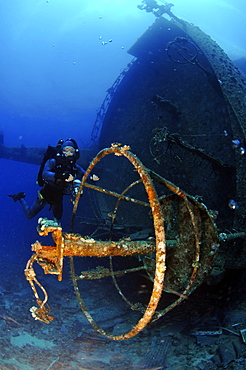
xmin=8 ymin=192 xmax=26 ymax=202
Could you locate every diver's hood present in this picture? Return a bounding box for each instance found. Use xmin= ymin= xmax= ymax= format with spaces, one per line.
xmin=62 ymin=140 xmax=76 ymax=149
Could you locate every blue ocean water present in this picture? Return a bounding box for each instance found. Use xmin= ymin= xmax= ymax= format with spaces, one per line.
xmin=0 ymin=1 xmax=246 ymax=369
xmin=1 ymin=0 xmax=245 ymax=148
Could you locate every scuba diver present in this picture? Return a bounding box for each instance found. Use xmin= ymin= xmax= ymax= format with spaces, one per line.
xmin=8 ymin=138 xmax=99 ymax=220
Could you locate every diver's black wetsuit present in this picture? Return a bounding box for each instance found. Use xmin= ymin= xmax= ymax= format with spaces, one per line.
xmin=20 ymin=158 xmax=85 ymax=220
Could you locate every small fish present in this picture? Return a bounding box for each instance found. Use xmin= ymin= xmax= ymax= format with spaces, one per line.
xmin=232 ymin=139 xmax=241 ymax=148
xmin=228 ymin=199 xmax=238 ymax=210
xmin=223 ymin=130 xmax=228 ymax=136
xmin=240 ymin=147 xmax=245 ymax=155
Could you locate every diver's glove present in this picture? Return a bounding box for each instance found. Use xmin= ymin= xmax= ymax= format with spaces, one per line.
xmin=90 ymin=174 xmax=100 ymax=182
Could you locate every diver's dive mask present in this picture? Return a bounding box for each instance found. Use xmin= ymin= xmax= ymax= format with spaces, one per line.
xmin=62 ymin=146 xmax=76 ymax=157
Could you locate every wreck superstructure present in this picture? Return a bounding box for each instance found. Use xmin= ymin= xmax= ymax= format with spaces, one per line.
xmin=93 ymin=15 xmax=246 ymax=269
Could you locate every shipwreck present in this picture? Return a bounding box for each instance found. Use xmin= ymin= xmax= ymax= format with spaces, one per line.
xmin=1 ymin=2 xmax=246 ymax=339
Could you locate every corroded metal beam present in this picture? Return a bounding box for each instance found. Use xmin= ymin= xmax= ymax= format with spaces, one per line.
xmin=32 ymin=230 xmax=176 ymax=264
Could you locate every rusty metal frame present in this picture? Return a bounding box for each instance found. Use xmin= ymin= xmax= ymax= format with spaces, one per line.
xmin=24 ymin=144 xmax=220 ymax=339
xmin=69 ymin=144 xmax=167 ymax=340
